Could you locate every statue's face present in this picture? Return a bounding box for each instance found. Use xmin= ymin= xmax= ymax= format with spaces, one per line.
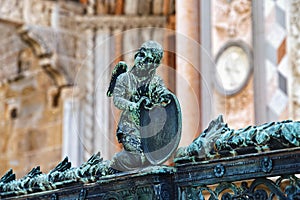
xmin=133 ymin=41 xmax=163 ymax=77
xmin=134 ymin=47 xmax=162 ymax=77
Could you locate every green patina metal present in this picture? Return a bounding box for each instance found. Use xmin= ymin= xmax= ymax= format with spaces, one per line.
xmin=1 ymin=116 xmax=300 ymax=199
xmin=175 ymin=115 xmax=300 ymax=163
xmin=108 ymin=40 xmax=181 ymax=171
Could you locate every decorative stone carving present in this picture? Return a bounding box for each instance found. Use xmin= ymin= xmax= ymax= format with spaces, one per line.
xmin=0 ymin=0 xmax=166 ymax=32
xmin=19 ymin=26 xmax=52 ymax=58
xmin=59 ymin=15 xmax=166 ymax=31
xmin=0 ymin=0 xmax=24 ymax=23
xmin=18 ymin=26 xmax=67 ymax=87
xmin=213 ymin=0 xmax=251 ymax=39
xmin=24 ymin=0 xmax=54 ymax=26
xmin=212 ymin=0 xmax=254 ymax=131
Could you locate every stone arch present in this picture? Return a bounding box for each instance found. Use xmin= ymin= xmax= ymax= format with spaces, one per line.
xmin=0 ymin=22 xmax=75 ymax=176
xmin=18 ymin=25 xmax=73 ymax=108
xmin=18 ymin=25 xmax=68 ymax=87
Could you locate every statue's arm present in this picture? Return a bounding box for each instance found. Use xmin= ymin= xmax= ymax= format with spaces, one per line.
xmin=113 ymin=74 xmax=138 ymax=112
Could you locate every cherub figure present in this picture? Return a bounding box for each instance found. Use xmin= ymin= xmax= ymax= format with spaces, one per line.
xmin=107 ymin=41 xmax=173 ymax=171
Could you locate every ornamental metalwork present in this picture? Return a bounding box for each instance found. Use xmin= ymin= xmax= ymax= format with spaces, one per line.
xmin=179 ymin=175 xmax=300 ymax=200
xmin=0 ymin=118 xmax=299 ymax=199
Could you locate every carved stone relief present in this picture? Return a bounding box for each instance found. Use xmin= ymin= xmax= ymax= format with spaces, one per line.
xmin=289 ymin=0 xmax=300 ymax=121
xmin=0 ymin=0 xmax=24 ymax=22
xmin=212 ymin=0 xmax=254 ymax=130
xmin=213 ymin=0 xmax=251 ymax=51
xmin=24 ymin=0 xmax=54 ymax=26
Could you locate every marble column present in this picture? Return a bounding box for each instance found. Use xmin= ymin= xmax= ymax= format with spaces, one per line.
xmin=252 ymin=0 xmax=267 ymax=124
xmin=110 ymin=28 xmax=123 ymax=153
xmin=61 ymin=87 xmax=83 ymax=167
xmin=87 ymin=0 xmax=96 ymax=15
xmin=176 ymin=0 xmax=201 ymax=146
xmin=123 ymin=28 xmax=139 ymax=66
xmin=82 ymin=29 xmax=95 ymax=161
xmin=153 ymin=28 xmax=169 ymax=88
xmin=200 ymin=0 xmax=213 ymax=129
xmin=94 ymin=28 xmax=114 ymax=160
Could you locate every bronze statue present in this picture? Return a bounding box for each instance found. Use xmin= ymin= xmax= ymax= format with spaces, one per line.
xmin=107 ymin=41 xmax=181 ymax=171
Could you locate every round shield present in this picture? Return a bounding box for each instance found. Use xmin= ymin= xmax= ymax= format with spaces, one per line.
xmin=140 ymin=94 xmax=182 ymax=165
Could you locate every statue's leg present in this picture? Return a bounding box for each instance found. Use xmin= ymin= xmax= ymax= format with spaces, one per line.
xmin=110 ymin=150 xmax=148 ymax=172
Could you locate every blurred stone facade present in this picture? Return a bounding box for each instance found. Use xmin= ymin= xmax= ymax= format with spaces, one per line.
xmin=0 ymin=0 xmax=175 ymax=177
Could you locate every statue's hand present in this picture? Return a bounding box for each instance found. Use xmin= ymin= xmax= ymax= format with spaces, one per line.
xmin=128 ymin=96 xmax=150 ymax=111
xmin=128 ymin=102 xmax=140 ymax=112
xmin=140 ymin=97 xmax=152 ymax=110
xmin=136 ymin=96 xmax=151 ymax=110
xmin=151 ymin=92 xmax=171 ymax=107
xmin=151 ymin=87 xmax=172 ymax=107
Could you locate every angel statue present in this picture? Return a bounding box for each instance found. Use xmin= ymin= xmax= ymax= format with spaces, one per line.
xmin=107 ymin=41 xmax=181 ymax=172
